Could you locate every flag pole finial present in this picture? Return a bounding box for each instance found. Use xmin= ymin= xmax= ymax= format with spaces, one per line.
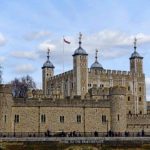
xmin=134 ymin=37 xmax=137 ymax=52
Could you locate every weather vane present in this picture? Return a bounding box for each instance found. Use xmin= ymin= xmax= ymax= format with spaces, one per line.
xmin=48 ymin=48 xmax=50 ymax=53
xmin=96 ymin=48 xmax=98 ymax=54
xmin=95 ymin=49 xmax=98 ymax=62
xmin=134 ymin=37 xmax=137 ymax=52
xmin=79 ymin=32 xmax=82 ymax=38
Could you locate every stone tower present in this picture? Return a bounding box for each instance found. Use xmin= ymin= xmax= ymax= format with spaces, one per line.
xmin=42 ymin=49 xmax=54 ymax=95
xmin=72 ymin=33 xmax=88 ymax=99
xmin=0 ymin=84 xmax=13 ymax=132
xmin=130 ymin=38 xmax=143 ymax=73
xmin=110 ymin=86 xmax=126 ymax=133
xmin=129 ymin=38 xmax=146 ymax=114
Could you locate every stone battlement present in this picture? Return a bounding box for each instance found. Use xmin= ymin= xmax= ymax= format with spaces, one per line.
xmin=13 ymin=98 xmax=110 ymax=108
xmin=49 ymin=70 xmax=73 ymax=80
xmin=109 ymin=86 xmax=126 ymax=96
xmin=88 ymin=69 xmax=144 ymax=77
xmin=0 ymin=84 xmax=12 ymax=94
xmin=127 ymin=114 xmax=150 ymax=125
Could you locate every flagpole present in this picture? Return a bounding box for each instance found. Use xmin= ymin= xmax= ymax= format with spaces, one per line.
xmin=63 ymin=36 xmax=64 ymax=73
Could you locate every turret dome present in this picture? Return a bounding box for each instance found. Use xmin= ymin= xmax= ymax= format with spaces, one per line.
xmin=42 ymin=49 xmax=55 ymax=69
xmin=42 ymin=60 xmax=54 ymax=69
xmin=91 ymin=49 xmax=103 ymax=69
xmin=72 ymin=33 xmax=88 ymax=56
xmin=130 ymin=37 xmax=143 ymax=59
xmin=130 ymin=51 xmax=143 ymax=59
xmin=91 ymin=61 xmax=103 ymax=69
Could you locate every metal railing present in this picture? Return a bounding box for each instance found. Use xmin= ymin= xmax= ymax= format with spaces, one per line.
xmin=0 ymin=131 xmax=149 ymax=138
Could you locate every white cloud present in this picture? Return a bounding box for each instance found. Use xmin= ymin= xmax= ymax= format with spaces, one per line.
xmin=0 ymin=56 xmax=6 ymax=62
xmin=38 ymin=40 xmax=56 ymax=52
xmin=25 ymin=30 xmax=51 ymax=40
xmin=0 ymin=32 xmax=6 ymax=46
xmin=37 ymin=30 xmax=150 ymax=63
xmin=14 ymin=64 xmax=36 ymax=73
xmin=11 ymin=51 xmax=39 ymax=60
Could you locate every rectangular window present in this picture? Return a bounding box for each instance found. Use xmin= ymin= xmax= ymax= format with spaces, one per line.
xmin=118 ymin=114 xmax=120 ymax=121
xmin=88 ymin=84 xmax=92 ymax=87
xmin=93 ymin=84 xmax=97 ymax=87
xmin=41 ymin=114 xmax=46 ymax=123
xmin=60 ymin=116 xmax=64 ymax=123
xmin=14 ymin=115 xmax=19 ymax=123
xmin=100 ymin=84 xmax=104 ymax=88
xmin=77 ymin=115 xmax=81 ymax=123
xmin=71 ymin=83 xmax=74 ymax=89
xmin=47 ymin=89 xmax=50 ymax=94
xmin=128 ymin=86 xmax=130 ymax=91
xmin=102 ymin=115 xmax=106 ymax=123
xmin=128 ymin=96 xmax=130 ymax=101
xmin=4 ymin=115 xmax=6 ymax=123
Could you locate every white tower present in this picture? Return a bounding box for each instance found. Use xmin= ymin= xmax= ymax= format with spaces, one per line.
xmin=72 ymin=33 xmax=88 ymax=99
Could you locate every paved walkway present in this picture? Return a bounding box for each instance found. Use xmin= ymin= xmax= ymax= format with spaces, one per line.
xmin=1 ymin=137 xmax=150 ymax=144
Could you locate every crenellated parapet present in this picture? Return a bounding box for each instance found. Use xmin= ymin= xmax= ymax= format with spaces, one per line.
xmin=49 ymin=70 xmax=73 ymax=81
xmin=89 ymin=68 xmax=144 ymax=78
xmin=127 ymin=114 xmax=150 ymax=132
xmin=109 ymin=86 xmax=126 ymax=96
xmin=0 ymin=84 xmax=12 ymax=94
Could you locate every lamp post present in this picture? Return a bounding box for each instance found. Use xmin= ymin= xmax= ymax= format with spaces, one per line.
xmin=106 ymin=120 xmax=108 ymax=136
xmin=13 ymin=119 xmax=15 ymax=137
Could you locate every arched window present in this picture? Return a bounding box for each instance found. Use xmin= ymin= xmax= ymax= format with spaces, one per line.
xmin=139 ymin=97 xmax=142 ymax=102
xmin=140 ymin=111 xmax=142 ymax=115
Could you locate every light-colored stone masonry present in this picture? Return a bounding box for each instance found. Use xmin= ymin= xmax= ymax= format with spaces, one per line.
xmin=0 ymin=85 xmax=150 ymax=134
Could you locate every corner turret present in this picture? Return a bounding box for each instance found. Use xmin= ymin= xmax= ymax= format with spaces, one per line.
xmin=130 ymin=38 xmax=143 ymax=73
xmin=42 ymin=48 xmax=55 ymax=95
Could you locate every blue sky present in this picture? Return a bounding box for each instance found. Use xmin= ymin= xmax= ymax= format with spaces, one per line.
xmin=0 ymin=0 xmax=150 ymax=99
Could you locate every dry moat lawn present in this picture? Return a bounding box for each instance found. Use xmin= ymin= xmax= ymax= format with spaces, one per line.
xmin=1 ymin=143 xmax=150 ymax=150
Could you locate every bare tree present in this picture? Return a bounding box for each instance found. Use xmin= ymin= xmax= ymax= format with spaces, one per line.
xmin=12 ymin=75 xmax=36 ymax=98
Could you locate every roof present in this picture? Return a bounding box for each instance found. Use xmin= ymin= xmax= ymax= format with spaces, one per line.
xmin=73 ymin=46 xmax=88 ymax=56
xmin=91 ymin=61 xmax=103 ymax=69
xmin=72 ymin=33 xmax=88 ymax=56
xmin=42 ymin=49 xmax=55 ymax=69
xmin=42 ymin=60 xmax=55 ymax=69
xmin=130 ymin=51 xmax=143 ymax=59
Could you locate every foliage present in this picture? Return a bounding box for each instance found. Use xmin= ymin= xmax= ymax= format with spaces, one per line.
xmin=11 ymin=75 xmax=36 ymax=98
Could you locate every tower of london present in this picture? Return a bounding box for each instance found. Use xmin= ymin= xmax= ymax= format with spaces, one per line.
xmin=0 ymin=33 xmax=150 ymax=135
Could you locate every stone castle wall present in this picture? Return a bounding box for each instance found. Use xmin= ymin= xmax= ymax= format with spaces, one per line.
xmin=45 ymin=67 xmax=146 ymax=114
xmin=127 ymin=114 xmax=150 ymax=132
xmin=0 ymin=84 xmax=149 ymax=134
xmin=0 ymin=85 xmax=13 ymax=132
